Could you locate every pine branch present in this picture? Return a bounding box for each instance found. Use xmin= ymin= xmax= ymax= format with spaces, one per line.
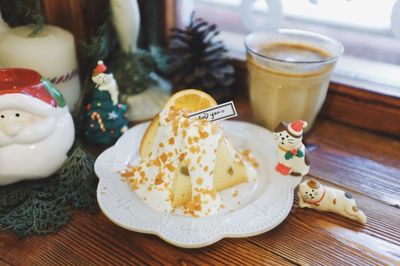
xmin=0 ymin=0 xmax=45 ymax=36
xmin=82 ymin=17 xmax=116 ymax=62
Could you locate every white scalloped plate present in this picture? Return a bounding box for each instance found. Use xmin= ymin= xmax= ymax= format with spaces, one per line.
xmin=95 ymin=121 xmax=301 ymax=248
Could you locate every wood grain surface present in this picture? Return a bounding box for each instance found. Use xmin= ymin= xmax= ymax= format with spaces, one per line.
xmin=1 ymin=98 xmax=399 ymax=265
xmin=2 ymin=1 xmax=399 ymax=264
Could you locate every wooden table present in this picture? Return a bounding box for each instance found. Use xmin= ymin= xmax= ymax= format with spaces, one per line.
xmin=1 ymin=99 xmax=399 ymax=265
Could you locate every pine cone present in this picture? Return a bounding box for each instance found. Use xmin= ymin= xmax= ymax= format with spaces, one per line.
xmin=166 ymin=13 xmax=234 ymax=99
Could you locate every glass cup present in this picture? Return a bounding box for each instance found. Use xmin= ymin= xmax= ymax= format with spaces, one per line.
xmin=245 ymin=29 xmax=343 ymax=132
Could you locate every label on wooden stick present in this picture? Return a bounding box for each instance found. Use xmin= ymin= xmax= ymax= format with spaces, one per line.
xmin=189 ymin=101 xmax=237 ymax=122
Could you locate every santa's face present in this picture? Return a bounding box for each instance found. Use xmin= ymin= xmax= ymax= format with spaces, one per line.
xmin=0 ymin=110 xmax=39 ymax=136
xmin=0 ymin=109 xmax=55 ymax=145
xmin=92 ymin=73 xmax=113 ymax=86
xmin=0 ymin=96 xmax=74 ymax=185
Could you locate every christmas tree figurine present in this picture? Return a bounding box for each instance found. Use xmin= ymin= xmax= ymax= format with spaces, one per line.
xmin=84 ymin=60 xmax=128 ymax=145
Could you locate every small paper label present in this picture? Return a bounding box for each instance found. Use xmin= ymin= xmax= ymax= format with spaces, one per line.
xmin=189 ymin=101 xmax=237 ymax=122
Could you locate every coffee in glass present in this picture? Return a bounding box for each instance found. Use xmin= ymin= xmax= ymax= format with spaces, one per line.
xmin=245 ymin=29 xmax=343 ymax=131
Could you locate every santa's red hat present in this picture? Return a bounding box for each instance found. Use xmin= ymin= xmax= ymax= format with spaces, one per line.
xmin=92 ymin=60 xmax=107 ymax=76
xmin=0 ymin=68 xmax=66 ymax=115
xmin=288 ymin=120 xmax=308 ymax=137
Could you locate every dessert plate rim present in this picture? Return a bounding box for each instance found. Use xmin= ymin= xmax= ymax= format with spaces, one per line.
xmin=95 ymin=120 xmax=301 ymax=248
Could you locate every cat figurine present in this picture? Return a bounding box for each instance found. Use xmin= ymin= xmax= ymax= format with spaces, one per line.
xmin=92 ymin=60 xmax=119 ymax=106
xmin=298 ymin=179 xmax=367 ymax=225
xmin=273 ymin=120 xmax=310 ymax=176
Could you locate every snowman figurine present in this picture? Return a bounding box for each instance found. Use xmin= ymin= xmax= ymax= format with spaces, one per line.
xmin=0 ymin=68 xmax=74 ymax=185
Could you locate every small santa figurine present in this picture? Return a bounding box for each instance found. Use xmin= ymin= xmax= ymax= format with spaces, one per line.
xmin=0 ymin=68 xmax=74 ymax=185
xmin=273 ymin=120 xmax=310 ymax=177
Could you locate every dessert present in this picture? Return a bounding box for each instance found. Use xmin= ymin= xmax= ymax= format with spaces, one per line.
xmin=121 ymin=89 xmax=258 ymax=217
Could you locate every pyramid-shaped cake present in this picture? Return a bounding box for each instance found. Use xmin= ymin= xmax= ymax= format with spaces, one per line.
xmin=122 ymin=90 xmax=257 ymax=217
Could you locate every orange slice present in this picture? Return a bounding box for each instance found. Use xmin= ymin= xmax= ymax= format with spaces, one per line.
xmin=164 ymin=89 xmax=217 ymax=113
xmin=140 ymin=89 xmax=217 ymax=160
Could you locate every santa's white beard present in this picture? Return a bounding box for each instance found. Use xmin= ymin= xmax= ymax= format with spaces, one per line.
xmin=0 ymin=110 xmax=74 ymax=185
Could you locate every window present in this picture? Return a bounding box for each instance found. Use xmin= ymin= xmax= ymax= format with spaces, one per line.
xmin=176 ymin=0 xmax=400 ymax=97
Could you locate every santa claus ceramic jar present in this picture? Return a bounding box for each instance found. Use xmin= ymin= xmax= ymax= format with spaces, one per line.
xmin=0 ymin=68 xmax=74 ymax=185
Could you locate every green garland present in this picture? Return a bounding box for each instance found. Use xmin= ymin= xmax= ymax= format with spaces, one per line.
xmin=0 ymin=0 xmax=45 ymax=36
xmin=0 ymin=145 xmax=98 ymax=236
xmin=284 ymin=149 xmax=304 ymax=160
xmin=110 ymin=50 xmax=157 ymax=95
xmin=82 ymin=14 xmax=117 ymax=64
xmin=82 ymin=11 xmax=164 ymax=96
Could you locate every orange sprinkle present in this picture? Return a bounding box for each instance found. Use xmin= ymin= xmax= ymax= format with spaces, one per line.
xmin=178 ymin=153 xmax=186 ymax=162
xmin=203 ymin=166 xmax=209 ymax=172
xmin=196 ymin=177 xmax=204 ymax=185
xmin=166 ymin=163 xmax=176 ymax=172
xmin=189 ymin=146 xmax=200 ymax=154
xmin=120 ymin=170 xmax=134 ymax=178
xmin=182 ymin=119 xmax=190 ymax=128
xmin=159 ymin=142 xmax=165 ymax=148
xmin=129 ymin=179 xmax=139 ymax=190
xmin=199 ymin=119 xmax=208 ymax=126
xmin=199 ymin=130 xmax=209 ymax=139
xmin=193 ymin=136 xmax=199 ymax=143
xmin=184 ymin=194 xmax=202 ymax=217
xmin=242 ymin=149 xmax=250 ymax=156
xmin=153 ymin=158 xmax=161 ymax=167
xmin=155 ymin=172 xmax=163 ymax=185
xmin=160 ymin=153 xmax=168 ymax=163
xmin=241 ymin=149 xmax=260 ymax=168
xmin=168 ymin=137 xmax=175 ymax=145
